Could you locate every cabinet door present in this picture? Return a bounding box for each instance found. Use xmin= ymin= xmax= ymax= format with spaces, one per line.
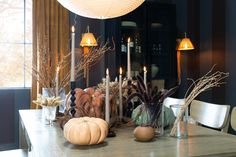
xmin=147 ymin=3 xmax=177 ymax=88
xmin=119 ymin=4 xmax=146 ymax=78
xmin=113 ymin=2 xmax=177 ymax=88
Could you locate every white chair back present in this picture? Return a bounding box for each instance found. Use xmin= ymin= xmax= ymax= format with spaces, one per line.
xmin=190 ymin=100 xmax=230 ymax=132
xmin=230 ymin=107 xmax=236 ymax=132
xmin=163 ymin=97 xmax=185 ymax=117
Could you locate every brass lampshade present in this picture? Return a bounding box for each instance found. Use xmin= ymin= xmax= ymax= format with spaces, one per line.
xmin=177 ymin=33 xmax=194 ymax=50
xmin=80 ymin=33 xmax=97 ymax=47
xmin=80 ymin=26 xmax=97 ymax=47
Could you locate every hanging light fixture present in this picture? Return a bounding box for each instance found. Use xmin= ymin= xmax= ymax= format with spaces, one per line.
xmin=57 ymin=0 xmax=145 ymax=19
xmin=177 ymin=32 xmax=195 ymax=50
xmin=80 ymin=26 xmax=97 ymax=47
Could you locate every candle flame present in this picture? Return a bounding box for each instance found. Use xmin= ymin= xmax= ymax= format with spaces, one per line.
xmin=119 ymin=67 xmax=122 ymax=75
xmin=127 ymin=37 xmax=130 ymax=43
xmin=106 ymin=68 xmax=109 ymax=75
xmin=71 ymin=26 xmax=75 ymax=33
xmin=143 ymin=66 xmax=147 ymax=72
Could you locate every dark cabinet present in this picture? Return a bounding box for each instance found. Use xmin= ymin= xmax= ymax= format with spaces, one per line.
xmin=146 ymin=3 xmax=177 ymax=88
xmin=105 ymin=2 xmax=177 ymax=88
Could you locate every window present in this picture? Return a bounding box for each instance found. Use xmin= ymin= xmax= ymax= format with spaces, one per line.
xmin=0 ymin=0 xmax=32 ymax=87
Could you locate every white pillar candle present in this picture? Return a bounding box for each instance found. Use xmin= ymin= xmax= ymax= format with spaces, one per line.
xmin=70 ymin=26 xmax=75 ymax=81
xmin=127 ymin=37 xmax=131 ymax=80
xmin=119 ymin=67 xmax=123 ymax=119
xmin=105 ymin=68 xmax=110 ymax=123
xmin=55 ymin=66 xmax=60 ymax=96
xmin=143 ymin=66 xmax=147 ymax=87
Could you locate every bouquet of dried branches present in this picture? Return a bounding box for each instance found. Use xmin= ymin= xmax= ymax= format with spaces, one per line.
xmin=31 ymin=39 xmax=114 ymax=97
xmin=170 ymin=65 xmax=229 ymax=136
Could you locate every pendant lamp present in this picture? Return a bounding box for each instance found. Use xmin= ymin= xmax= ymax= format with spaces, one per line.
xmin=80 ymin=26 xmax=97 ymax=47
xmin=57 ymin=0 xmax=145 ymax=19
xmin=177 ymin=33 xmax=194 ymax=50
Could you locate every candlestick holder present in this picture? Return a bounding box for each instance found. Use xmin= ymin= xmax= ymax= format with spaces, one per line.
xmin=107 ymin=129 xmax=116 ymax=137
xmin=70 ymin=81 xmax=76 ymax=117
xmin=126 ymin=79 xmax=133 ymax=117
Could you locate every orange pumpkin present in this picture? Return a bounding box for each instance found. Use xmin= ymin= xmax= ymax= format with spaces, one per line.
xmin=64 ymin=117 xmax=108 ymax=145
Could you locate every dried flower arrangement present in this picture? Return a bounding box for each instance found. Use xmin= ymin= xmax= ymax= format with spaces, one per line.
xmin=127 ymin=75 xmax=178 ymax=127
xmin=97 ymin=78 xmax=119 ymax=96
xmin=60 ymin=81 xmax=119 ymax=129
xmin=170 ymin=66 xmax=229 ymax=136
xmin=33 ymin=94 xmax=63 ymax=107
xmin=30 ymin=38 xmax=114 ymax=97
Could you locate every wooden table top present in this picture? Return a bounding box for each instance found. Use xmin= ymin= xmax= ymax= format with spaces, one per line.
xmin=19 ymin=110 xmax=236 ymax=157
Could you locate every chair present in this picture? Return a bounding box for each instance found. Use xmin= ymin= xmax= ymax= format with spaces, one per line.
xmin=190 ymin=100 xmax=230 ymax=132
xmin=230 ymin=107 xmax=236 ymax=132
xmin=163 ymin=97 xmax=185 ymax=117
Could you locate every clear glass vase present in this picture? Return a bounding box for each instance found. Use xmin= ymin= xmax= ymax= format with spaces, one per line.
xmin=42 ymin=106 xmax=57 ymax=125
xmin=170 ymin=104 xmax=188 ymax=139
xmin=42 ymin=88 xmax=66 ymax=113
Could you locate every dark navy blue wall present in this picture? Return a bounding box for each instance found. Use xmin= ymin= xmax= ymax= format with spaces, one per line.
xmin=0 ymin=88 xmax=30 ymax=151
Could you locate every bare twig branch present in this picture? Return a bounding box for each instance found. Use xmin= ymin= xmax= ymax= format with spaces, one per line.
xmin=170 ymin=66 xmax=229 ymax=136
xmin=29 ymin=38 xmax=113 ymax=96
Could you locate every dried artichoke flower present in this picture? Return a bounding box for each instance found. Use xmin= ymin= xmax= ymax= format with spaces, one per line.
xmin=33 ymin=94 xmax=64 ymax=107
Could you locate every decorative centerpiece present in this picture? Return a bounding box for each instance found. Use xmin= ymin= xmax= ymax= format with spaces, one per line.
xmin=170 ymin=66 xmax=229 ymax=137
xmin=127 ymin=75 xmax=178 ymax=142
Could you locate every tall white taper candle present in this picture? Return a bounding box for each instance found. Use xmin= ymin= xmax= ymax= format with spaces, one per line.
xmin=127 ymin=37 xmax=131 ymax=80
xmin=119 ymin=67 xmax=123 ymax=119
xmin=143 ymin=66 xmax=147 ymax=87
xmin=105 ymin=68 xmax=110 ymax=123
xmin=55 ymin=66 xmax=60 ymax=96
xmin=70 ymin=26 xmax=75 ymax=81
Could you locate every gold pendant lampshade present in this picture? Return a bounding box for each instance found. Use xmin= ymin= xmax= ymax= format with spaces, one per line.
xmin=57 ymin=0 xmax=145 ymax=19
xmin=177 ymin=33 xmax=195 ymax=50
xmin=80 ymin=26 xmax=97 ymax=47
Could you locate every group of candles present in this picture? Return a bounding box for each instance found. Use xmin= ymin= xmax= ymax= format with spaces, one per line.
xmin=69 ymin=26 xmax=148 ymax=123
xmin=105 ymin=65 xmax=147 ymax=124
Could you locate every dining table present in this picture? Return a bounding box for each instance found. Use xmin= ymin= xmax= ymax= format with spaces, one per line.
xmin=19 ymin=109 xmax=236 ymax=157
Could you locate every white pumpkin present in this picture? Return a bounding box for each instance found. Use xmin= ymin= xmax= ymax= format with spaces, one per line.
xmin=64 ymin=117 xmax=108 ymax=145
